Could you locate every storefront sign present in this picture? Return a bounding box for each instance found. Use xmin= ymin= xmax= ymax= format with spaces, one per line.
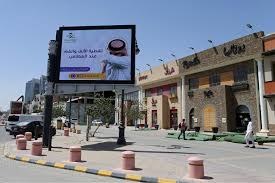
xmin=182 ymin=56 xmax=200 ymax=69
xmin=164 ymin=65 xmax=175 ymax=75
xmin=139 ymin=75 xmax=148 ymax=81
xmin=223 ymin=44 xmax=246 ymax=56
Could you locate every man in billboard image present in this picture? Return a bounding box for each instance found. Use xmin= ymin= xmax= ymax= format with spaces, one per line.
xmin=101 ymin=39 xmax=131 ymax=80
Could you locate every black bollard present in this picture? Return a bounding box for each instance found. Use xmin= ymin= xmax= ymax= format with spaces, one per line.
xmin=35 ymin=125 xmax=39 ymax=140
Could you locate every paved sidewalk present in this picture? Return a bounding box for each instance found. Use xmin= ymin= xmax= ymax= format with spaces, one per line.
xmin=5 ymin=125 xmax=275 ymax=183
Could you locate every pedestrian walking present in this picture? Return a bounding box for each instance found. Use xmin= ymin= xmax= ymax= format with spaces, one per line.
xmin=178 ymin=119 xmax=187 ymax=140
xmin=244 ymin=118 xmax=255 ymax=148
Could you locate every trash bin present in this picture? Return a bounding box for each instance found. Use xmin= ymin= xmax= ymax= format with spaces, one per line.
xmin=57 ymin=119 xmax=62 ymax=130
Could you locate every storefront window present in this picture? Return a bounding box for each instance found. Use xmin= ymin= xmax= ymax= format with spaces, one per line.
xmin=145 ymin=89 xmax=151 ymax=97
xmin=234 ymin=67 xmax=248 ymax=83
xmin=210 ymin=73 xmax=220 ymax=86
xmin=157 ymin=87 xmax=163 ymax=95
xmin=189 ymin=78 xmax=199 ymax=90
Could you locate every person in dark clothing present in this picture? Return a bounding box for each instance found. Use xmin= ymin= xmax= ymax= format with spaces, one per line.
xmin=178 ymin=119 xmax=187 ymax=140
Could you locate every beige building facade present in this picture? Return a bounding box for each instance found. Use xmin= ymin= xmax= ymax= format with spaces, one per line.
xmin=136 ymin=60 xmax=182 ymax=129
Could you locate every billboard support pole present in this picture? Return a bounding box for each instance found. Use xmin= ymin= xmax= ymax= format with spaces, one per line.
xmin=42 ymin=40 xmax=57 ymax=147
xmin=117 ymin=89 xmax=126 ymax=145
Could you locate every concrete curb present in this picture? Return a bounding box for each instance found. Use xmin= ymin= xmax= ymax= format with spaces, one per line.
xmin=4 ymin=153 xmax=188 ymax=183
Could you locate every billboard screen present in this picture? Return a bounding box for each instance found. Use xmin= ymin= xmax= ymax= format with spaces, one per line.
xmin=56 ymin=25 xmax=136 ymax=84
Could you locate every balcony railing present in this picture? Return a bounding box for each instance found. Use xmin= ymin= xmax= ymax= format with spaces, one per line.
xmin=265 ymin=81 xmax=275 ymax=95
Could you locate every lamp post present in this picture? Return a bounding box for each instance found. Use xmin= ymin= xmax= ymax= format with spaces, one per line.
xmin=208 ymin=40 xmax=215 ymax=47
xmin=146 ymin=63 xmax=152 ymax=73
xmin=171 ymin=53 xmax=178 ymax=65
xmin=188 ymin=47 xmax=196 ymax=54
xmin=117 ymin=38 xmax=140 ymax=145
xmin=158 ymin=59 xmax=165 ymax=67
xmin=208 ymin=40 xmax=218 ymax=54
xmin=246 ymin=24 xmax=253 ymax=31
xmin=42 ymin=40 xmax=57 ymax=149
xmin=136 ymin=68 xmax=140 ymax=75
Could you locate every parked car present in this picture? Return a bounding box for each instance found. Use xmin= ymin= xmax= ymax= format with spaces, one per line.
xmin=91 ymin=119 xmax=103 ymax=126
xmin=10 ymin=121 xmax=56 ymax=138
xmin=5 ymin=114 xmax=44 ymax=132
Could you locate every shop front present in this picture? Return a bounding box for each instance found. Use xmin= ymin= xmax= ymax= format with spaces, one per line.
xmin=180 ymin=32 xmax=264 ymax=133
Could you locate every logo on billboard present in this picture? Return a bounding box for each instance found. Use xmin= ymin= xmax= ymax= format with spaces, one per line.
xmin=64 ymin=32 xmax=76 ymax=43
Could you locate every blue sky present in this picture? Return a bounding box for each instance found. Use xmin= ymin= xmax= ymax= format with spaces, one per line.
xmin=0 ymin=0 xmax=275 ymax=110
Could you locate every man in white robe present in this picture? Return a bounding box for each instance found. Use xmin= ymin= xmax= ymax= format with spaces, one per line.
xmin=101 ymin=39 xmax=131 ymax=80
xmin=244 ymin=120 xmax=255 ymax=148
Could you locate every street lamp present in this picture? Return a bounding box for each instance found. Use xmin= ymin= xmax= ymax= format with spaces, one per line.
xmin=208 ymin=40 xmax=218 ymax=54
xmin=135 ymin=39 xmax=140 ymax=55
xmin=158 ymin=59 xmax=166 ymax=68
xmin=136 ymin=68 xmax=141 ymax=75
xmin=171 ymin=53 xmax=178 ymax=65
xmin=117 ymin=38 xmax=140 ymax=145
xmin=208 ymin=40 xmax=215 ymax=47
xmin=246 ymin=24 xmax=253 ymax=31
xmin=146 ymin=64 xmax=152 ymax=73
xmin=188 ymin=47 xmax=196 ymax=54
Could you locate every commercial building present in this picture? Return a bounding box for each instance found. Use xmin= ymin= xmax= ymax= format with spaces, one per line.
xmin=39 ymin=75 xmax=47 ymax=94
xmin=136 ymin=60 xmax=182 ymax=129
xmin=129 ymin=31 xmax=271 ymax=134
xmin=181 ymin=32 xmax=265 ymax=133
xmin=263 ymin=33 xmax=275 ymax=135
xmin=25 ymin=78 xmax=40 ymax=104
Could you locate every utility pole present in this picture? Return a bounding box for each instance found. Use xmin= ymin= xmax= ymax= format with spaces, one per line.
xmin=42 ymin=39 xmax=57 ymax=147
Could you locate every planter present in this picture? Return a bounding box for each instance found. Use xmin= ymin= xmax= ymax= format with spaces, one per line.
xmin=155 ymin=124 xmax=159 ymax=130
xmin=173 ymin=125 xmax=178 ymax=131
xmin=194 ymin=126 xmax=200 ymax=132
xmin=212 ymin=127 xmax=218 ymax=133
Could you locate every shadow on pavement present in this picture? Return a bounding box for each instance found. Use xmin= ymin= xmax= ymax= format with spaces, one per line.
xmin=81 ymin=141 xmax=134 ymax=151
xmin=81 ymin=141 xmax=204 ymax=155
xmin=203 ymin=176 xmax=214 ymax=180
xmin=167 ymin=145 xmax=191 ymax=149
xmin=52 ymin=146 xmax=70 ymax=150
xmin=94 ymin=136 xmax=118 ymax=139
xmin=255 ymin=147 xmax=269 ymax=150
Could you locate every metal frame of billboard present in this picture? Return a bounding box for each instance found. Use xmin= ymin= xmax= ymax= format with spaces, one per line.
xmin=54 ymin=25 xmax=136 ymax=84
xmin=54 ymin=83 xmax=134 ymax=95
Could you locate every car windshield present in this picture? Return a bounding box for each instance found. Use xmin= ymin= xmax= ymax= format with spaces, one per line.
xmin=17 ymin=121 xmax=31 ymax=126
xmin=8 ymin=115 xmax=19 ymax=122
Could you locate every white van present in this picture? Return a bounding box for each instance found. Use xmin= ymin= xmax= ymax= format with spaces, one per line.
xmin=5 ymin=114 xmax=44 ymax=132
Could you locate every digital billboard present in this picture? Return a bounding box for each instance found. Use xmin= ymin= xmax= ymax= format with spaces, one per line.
xmin=56 ymin=25 xmax=136 ymax=84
